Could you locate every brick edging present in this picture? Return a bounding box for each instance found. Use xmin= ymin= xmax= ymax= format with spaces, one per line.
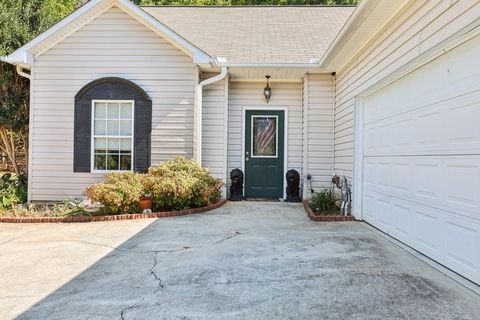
xmin=303 ymin=200 xmax=355 ymax=222
xmin=0 ymin=199 xmax=227 ymax=224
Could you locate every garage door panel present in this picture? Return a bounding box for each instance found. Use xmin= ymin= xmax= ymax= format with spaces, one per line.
xmin=392 ymin=203 xmax=412 ymax=240
xmin=364 ymin=35 xmax=480 ymax=125
xmin=445 ymin=161 xmax=480 ymax=210
xmin=364 ymin=156 xmax=480 ymax=219
xmin=445 ymin=220 xmax=478 ymax=272
xmin=414 ymin=209 xmax=440 ymax=254
xmin=363 ymin=192 xmax=379 ymax=224
xmin=364 ymin=90 xmax=480 ymax=157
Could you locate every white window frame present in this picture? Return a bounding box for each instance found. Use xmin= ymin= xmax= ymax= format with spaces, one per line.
xmin=250 ymin=115 xmax=279 ymax=159
xmin=91 ymin=99 xmax=135 ymax=173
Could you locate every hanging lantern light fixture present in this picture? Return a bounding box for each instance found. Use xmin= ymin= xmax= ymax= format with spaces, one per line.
xmin=263 ymin=75 xmax=272 ymax=103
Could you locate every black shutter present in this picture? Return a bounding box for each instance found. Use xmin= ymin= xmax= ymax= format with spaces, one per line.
xmin=134 ymin=100 xmax=152 ymax=173
xmin=73 ymin=100 xmax=92 ymax=172
xmin=74 ymin=77 xmax=152 ymax=173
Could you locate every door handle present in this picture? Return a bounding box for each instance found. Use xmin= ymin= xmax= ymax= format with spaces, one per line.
xmin=246 ymin=157 xmax=249 ymax=161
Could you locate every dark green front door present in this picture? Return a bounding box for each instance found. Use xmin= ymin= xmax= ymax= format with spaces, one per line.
xmin=245 ymin=110 xmax=284 ymax=199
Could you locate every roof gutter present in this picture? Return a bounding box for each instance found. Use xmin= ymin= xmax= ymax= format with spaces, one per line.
xmin=215 ymin=58 xmax=323 ymax=69
xmin=1 ymin=55 xmax=32 ymax=80
xmin=193 ymin=65 xmax=228 ymax=164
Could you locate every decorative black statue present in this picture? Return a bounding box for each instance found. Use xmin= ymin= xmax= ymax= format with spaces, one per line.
xmin=285 ymin=169 xmax=301 ymax=202
xmin=229 ymin=168 xmax=244 ymax=201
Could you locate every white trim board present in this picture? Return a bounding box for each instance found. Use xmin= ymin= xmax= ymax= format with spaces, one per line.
xmin=241 ymin=106 xmax=288 ymax=200
xmin=90 ymin=99 xmax=135 ymax=174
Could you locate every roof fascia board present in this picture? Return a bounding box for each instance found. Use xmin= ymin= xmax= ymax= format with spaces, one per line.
xmin=319 ymin=0 xmax=381 ymax=69
xmin=5 ymin=0 xmax=112 ymax=67
xmin=5 ymin=0 xmax=212 ymax=67
xmin=320 ymin=0 xmax=411 ymax=71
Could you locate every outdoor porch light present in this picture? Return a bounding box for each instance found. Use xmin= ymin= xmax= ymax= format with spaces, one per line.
xmin=264 ymin=75 xmax=272 ymax=103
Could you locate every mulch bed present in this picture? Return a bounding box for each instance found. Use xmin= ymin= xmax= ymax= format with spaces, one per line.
xmin=303 ymin=200 xmax=355 ymax=222
xmin=0 ymin=199 xmax=227 ymax=223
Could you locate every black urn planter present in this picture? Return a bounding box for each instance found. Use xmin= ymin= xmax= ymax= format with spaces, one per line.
xmin=285 ymin=169 xmax=301 ymax=202
xmin=229 ymin=168 xmax=244 ymax=201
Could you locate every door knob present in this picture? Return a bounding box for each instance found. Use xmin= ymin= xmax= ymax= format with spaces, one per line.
xmin=246 ymin=157 xmax=249 ymax=161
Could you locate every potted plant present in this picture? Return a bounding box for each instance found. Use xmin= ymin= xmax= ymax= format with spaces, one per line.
xmin=139 ymin=193 xmax=153 ymax=212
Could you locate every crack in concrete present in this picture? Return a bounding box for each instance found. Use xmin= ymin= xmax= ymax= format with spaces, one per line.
xmin=211 ymin=231 xmax=241 ymax=245
xmin=120 ymin=297 xmax=145 ymax=320
xmin=150 ymin=252 xmax=164 ymax=291
xmin=120 ymin=298 xmax=145 ymax=320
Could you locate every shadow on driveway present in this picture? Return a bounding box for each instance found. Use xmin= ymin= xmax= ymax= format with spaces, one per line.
xmin=9 ymin=202 xmax=480 ymax=320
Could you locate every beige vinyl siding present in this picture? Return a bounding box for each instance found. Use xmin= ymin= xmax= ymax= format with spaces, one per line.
xmin=31 ymin=6 xmax=196 ymax=200
xmin=334 ymin=0 xmax=479 ymax=182
xmin=304 ymin=74 xmax=334 ymax=196
xmin=202 ymin=75 xmax=228 ymax=190
xmin=227 ymin=81 xmax=303 ymax=191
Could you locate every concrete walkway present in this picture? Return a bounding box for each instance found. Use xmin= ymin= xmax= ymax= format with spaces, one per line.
xmin=0 ymin=202 xmax=479 ymax=320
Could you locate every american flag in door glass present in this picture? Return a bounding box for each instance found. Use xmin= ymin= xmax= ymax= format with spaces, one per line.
xmin=253 ymin=116 xmax=277 ymax=157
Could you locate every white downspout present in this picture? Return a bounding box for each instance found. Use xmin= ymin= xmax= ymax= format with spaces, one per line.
xmin=14 ymin=65 xmax=33 ymax=201
xmin=16 ymin=66 xmax=31 ymax=80
xmin=193 ymin=66 xmax=228 ymax=164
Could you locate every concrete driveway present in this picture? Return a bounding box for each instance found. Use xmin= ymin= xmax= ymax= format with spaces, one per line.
xmin=0 ymin=202 xmax=479 ymax=320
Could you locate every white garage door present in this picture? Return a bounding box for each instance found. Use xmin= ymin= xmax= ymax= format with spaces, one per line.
xmin=362 ymin=35 xmax=480 ymax=285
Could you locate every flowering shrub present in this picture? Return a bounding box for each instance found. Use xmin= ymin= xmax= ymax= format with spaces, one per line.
xmin=145 ymin=156 xmax=223 ymax=211
xmin=84 ymin=157 xmax=223 ymax=214
xmin=84 ymin=172 xmax=143 ymax=214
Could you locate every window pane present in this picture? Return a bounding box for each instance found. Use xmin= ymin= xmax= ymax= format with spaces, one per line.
xmin=95 ymin=103 xmax=107 ymax=118
xmin=120 ymin=103 xmax=132 ymax=119
xmin=94 ymin=154 xmax=106 ymax=170
xmin=120 ymin=138 xmax=131 ymax=152
xmin=106 ymin=154 xmax=119 ymax=170
xmin=106 ymin=120 xmax=119 ymax=135
xmin=107 ymin=103 xmax=120 ymax=119
xmin=107 ymin=139 xmax=120 ymax=153
xmin=120 ymin=120 xmax=132 ymax=135
xmin=120 ymin=155 xmax=131 ymax=170
xmin=94 ymin=120 xmax=106 ymax=135
xmin=94 ymin=138 xmax=107 ymax=153
xmin=252 ymin=117 xmax=277 ymax=157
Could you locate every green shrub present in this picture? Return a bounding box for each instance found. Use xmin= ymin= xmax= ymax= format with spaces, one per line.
xmin=84 ymin=172 xmax=143 ymax=214
xmin=144 ymin=156 xmax=223 ymax=211
xmin=309 ymin=188 xmax=338 ymax=215
xmin=84 ymin=157 xmax=223 ymax=214
xmin=0 ymin=173 xmax=27 ymax=210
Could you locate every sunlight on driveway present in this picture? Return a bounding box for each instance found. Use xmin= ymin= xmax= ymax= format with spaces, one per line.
xmin=0 ymin=219 xmax=154 ymax=319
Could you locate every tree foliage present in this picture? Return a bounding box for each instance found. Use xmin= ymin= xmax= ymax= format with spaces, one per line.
xmin=0 ymin=0 xmax=87 ymax=174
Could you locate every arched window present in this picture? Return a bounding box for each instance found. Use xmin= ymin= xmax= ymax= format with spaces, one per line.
xmin=73 ymin=77 xmax=152 ymax=173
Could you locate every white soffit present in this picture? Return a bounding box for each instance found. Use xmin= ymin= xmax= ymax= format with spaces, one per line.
xmin=227 ymin=67 xmax=311 ymax=80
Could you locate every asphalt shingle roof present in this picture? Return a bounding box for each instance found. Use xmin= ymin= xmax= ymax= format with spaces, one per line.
xmin=142 ymin=6 xmax=355 ymax=64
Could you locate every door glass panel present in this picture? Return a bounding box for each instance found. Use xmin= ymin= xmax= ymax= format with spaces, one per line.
xmin=252 ymin=116 xmax=277 ymax=157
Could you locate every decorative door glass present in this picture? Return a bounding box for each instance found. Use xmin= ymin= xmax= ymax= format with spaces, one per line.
xmin=252 ymin=116 xmax=277 ymax=157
